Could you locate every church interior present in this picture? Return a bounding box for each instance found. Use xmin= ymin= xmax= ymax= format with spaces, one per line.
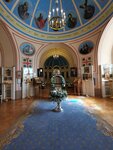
xmin=0 ymin=0 xmax=113 ymax=149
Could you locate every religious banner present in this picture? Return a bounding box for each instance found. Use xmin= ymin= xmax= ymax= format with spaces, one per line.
xmin=81 ymin=57 xmax=93 ymax=66
xmin=22 ymin=57 xmax=32 ymax=68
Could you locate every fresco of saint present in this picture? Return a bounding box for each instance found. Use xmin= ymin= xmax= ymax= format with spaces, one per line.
xmin=35 ymin=13 xmax=47 ymax=29
xmin=18 ymin=2 xmax=29 ymax=20
xmin=80 ymin=0 xmax=95 ymax=19
xmin=67 ymin=13 xmax=77 ymax=28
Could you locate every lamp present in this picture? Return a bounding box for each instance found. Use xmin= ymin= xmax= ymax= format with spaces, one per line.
xmin=48 ymin=0 xmax=66 ymax=31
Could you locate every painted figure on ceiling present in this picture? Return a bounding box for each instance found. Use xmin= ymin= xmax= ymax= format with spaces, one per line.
xmin=4 ymin=0 xmax=12 ymax=2
xmin=67 ymin=13 xmax=77 ymax=28
xmin=80 ymin=0 xmax=95 ymax=19
xmin=18 ymin=2 xmax=29 ymax=20
xmin=35 ymin=13 xmax=47 ymax=29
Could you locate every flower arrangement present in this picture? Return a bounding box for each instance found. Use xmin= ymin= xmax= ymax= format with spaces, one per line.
xmin=50 ymin=73 xmax=67 ymax=112
xmin=50 ymin=87 xmax=67 ymax=102
xmin=50 ymin=74 xmax=67 ymax=103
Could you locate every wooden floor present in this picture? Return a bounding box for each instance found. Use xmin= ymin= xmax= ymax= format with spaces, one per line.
xmin=0 ymin=87 xmax=113 ymax=137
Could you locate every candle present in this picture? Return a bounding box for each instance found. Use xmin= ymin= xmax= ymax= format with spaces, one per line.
xmin=53 ymin=9 xmax=55 ymax=16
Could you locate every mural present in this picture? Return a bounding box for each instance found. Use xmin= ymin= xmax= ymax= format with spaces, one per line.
xmin=80 ymin=0 xmax=95 ymax=19
xmin=18 ymin=2 xmax=29 ymax=20
xmin=79 ymin=41 xmax=94 ymax=55
xmin=20 ymin=43 xmax=35 ymax=56
xmin=35 ymin=13 xmax=47 ymax=29
xmin=1 ymin=0 xmax=112 ymax=41
xmin=66 ymin=13 xmax=77 ymax=28
xmin=4 ymin=0 xmax=12 ymax=2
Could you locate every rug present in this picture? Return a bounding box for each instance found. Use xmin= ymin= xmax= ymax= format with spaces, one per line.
xmin=2 ymin=99 xmax=113 ymax=150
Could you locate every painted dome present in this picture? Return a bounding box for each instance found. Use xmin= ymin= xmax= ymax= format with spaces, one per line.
xmin=1 ymin=0 xmax=113 ymax=41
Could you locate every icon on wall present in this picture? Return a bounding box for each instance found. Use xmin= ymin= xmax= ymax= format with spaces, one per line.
xmin=6 ymin=69 xmax=11 ymax=76
xmin=20 ymin=43 xmax=35 ymax=56
xmin=70 ymin=67 xmax=77 ymax=77
xmin=37 ymin=68 xmax=43 ymax=77
xmin=79 ymin=41 xmax=94 ymax=55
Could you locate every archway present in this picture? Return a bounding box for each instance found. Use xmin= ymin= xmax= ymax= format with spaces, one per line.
xmin=0 ymin=20 xmax=18 ymax=100
xmin=35 ymin=43 xmax=79 ymax=96
xmin=98 ymin=17 xmax=113 ymax=97
xmin=0 ymin=20 xmax=17 ymax=67
xmin=35 ymin=43 xmax=79 ymax=68
xmin=98 ymin=17 xmax=113 ymax=65
xmin=35 ymin=43 xmax=79 ymax=83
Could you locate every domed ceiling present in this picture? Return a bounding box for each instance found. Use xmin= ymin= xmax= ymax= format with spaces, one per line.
xmin=1 ymin=0 xmax=113 ymax=42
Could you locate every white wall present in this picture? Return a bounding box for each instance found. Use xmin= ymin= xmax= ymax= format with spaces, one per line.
xmin=98 ymin=17 xmax=113 ymax=65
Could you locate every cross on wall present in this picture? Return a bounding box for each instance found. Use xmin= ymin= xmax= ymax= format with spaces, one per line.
xmin=82 ymin=57 xmax=92 ymax=66
xmin=23 ymin=58 xmax=32 ymax=68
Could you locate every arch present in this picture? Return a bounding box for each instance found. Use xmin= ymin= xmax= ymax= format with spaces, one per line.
xmin=98 ymin=17 xmax=113 ymax=65
xmin=0 ymin=44 xmax=4 ymax=66
xmin=35 ymin=43 xmax=79 ymax=69
xmin=0 ymin=20 xmax=17 ymax=67
xmin=34 ymin=43 xmax=79 ymax=83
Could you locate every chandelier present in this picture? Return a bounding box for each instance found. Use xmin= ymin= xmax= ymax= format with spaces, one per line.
xmin=53 ymin=54 xmax=59 ymax=58
xmin=48 ymin=0 xmax=66 ymax=31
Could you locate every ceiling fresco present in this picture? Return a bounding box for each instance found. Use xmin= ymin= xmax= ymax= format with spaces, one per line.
xmin=0 ymin=0 xmax=113 ymax=41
